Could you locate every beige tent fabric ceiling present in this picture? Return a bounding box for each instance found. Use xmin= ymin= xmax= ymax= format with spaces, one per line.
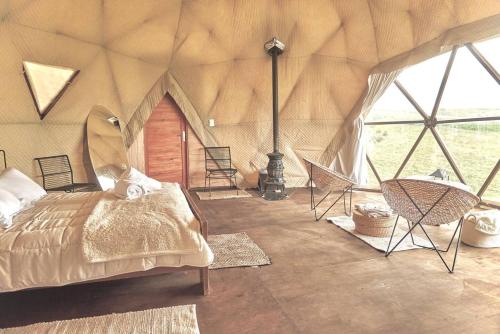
xmin=0 ymin=0 xmax=499 ymax=186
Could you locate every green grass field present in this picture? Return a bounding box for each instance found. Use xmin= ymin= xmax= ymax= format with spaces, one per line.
xmin=366 ymin=109 xmax=500 ymax=201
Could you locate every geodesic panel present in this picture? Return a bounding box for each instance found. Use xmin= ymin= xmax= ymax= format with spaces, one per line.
xmin=0 ymin=0 xmax=498 ymax=185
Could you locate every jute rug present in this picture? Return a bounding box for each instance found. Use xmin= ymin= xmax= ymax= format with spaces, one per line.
xmin=0 ymin=305 xmax=199 ymax=334
xmin=327 ymin=216 xmax=433 ymax=252
xmin=208 ymin=232 xmax=271 ymax=269
xmin=196 ymin=189 xmax=252 ymax=200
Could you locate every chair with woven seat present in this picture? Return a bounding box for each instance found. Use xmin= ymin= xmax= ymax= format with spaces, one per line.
xmin=34 ymin=155 xmax=98 ymax=192
xmin=303 ymin=158 xmax=355 ymax=221
xmin=381 ymin=178 xmax=479 ymax=273
xmin=204 ymin=147 xmax=238 ymax=196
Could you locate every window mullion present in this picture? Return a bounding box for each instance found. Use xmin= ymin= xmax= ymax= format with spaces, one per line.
xmin=466 ymin=43 xmax=500 ymax=85
xmin=366 ymin=155 xmax=382 ymax=184
xmin=430 ymin=46 xmax=457 ymax=120
xmin=394 ymin=127 xmax=428 ymax=178
xmin=429 ymin=126 xmax=466 ymax=183
xmin=394 ymin=80 xmax=429 ymax=120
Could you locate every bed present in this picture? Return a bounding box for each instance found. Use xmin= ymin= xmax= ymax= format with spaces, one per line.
xmin=0 ymin=183 xmax=212 ymax=295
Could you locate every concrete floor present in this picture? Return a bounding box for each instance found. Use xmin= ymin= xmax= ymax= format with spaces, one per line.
xmin=1 ymin=188 xmax=499 ymax=333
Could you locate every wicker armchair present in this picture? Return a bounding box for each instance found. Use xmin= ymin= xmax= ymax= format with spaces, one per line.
xmin=303 ymin=158 xmax=355 ymax=221
xmin=381 ymin=178 xmax=479 ymax=272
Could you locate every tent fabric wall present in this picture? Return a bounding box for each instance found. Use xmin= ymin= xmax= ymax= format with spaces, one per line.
xmin=0 ymin=1 xmax=499 ymax=186
xmin=330 ymin=71 xmax=400 ymax=185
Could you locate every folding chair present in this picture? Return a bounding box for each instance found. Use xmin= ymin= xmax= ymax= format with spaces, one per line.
xmin=304 ymin=158 xmax=354 ymax=221
xmin=382 ymin=178 xmax=479 ymax=273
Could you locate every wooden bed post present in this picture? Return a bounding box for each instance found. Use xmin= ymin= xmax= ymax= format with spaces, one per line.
xmin=182 ymin=186 xmax=210 ymax=295
xmin=200 ymin=267 xmax=210 ymax=296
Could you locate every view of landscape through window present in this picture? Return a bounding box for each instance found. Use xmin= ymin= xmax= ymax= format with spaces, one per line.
xmin=365 ymin=37 xmax=499 ymax=203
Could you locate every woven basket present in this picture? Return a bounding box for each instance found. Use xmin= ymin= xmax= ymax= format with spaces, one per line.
xmin=353 ymin=209 xmax=395 ymax=238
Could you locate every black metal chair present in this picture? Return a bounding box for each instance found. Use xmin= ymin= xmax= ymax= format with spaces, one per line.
xmin=34 ymin=155 xmax=98 ymax=192
xmin=0 ymin=150 xmax=6 ymax=170
xmin=204 ymin=147 xmax=238 ymax=196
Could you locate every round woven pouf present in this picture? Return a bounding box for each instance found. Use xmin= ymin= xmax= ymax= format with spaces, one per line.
xmin=352 ymin=209 xmax=395 ymax=237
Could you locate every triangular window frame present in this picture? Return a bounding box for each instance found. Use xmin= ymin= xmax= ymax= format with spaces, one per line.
xmin=22 ymin=61 xmax=79 ymax=120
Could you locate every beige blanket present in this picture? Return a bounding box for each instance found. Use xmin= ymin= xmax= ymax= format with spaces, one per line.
xmin=82 ymin=183 xmax=204 ymax=263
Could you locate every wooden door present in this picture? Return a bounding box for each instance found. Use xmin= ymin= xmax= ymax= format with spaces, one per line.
xmin=144 ymin=94 xmax=188 ymax=186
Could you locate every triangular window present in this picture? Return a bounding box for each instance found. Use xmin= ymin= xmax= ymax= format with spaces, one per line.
xmin=23 ymin=61 xmax=79 ymax=120
xmin=399 ymin=131 xmax=460 ymax=182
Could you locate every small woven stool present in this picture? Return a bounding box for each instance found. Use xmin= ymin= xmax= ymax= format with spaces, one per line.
xmin=353 ymin=209 xmax=395 ymax=237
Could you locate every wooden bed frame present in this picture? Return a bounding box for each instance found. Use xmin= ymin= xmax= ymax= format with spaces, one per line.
xmin=10 ymin=186 xmax=210 ymax=296
xmin=81 ymin=186 xmax=210 ymax=295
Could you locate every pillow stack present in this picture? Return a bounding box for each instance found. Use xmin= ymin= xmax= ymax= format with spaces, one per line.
xmin=0 ymin=189 xmax=21 ymax=229
xmin=0 ymin=168 xmax=47 ymax=228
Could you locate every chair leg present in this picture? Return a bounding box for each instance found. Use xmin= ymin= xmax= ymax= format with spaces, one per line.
xmin=385 ymin=215 xmax=400 ymax=256
xmin=349 ymin=187 xmax=353 ymax=215
xmin=313 ymin=189 xmax=348 ymax=222
xmin=310 ymin=179 xmax=314 ymax=211
xmin=407 ymin=220 xmax=415 ymax=244
xmin=343 ymin=193 xmax=346 ymax=215
xmin=451 ymin=218 xmax=464 ymax=272
xmin=408 ymin=218 xmax=462 ymax=253
xmin=417 ymin=223 xmax=453 ymax=273
xmin=234 ymin=175 xmax=239 ymax=195
xmin=385 ymin=216 xmax=420 ymax=256
xmin=200 ymin=266 xmax=210 ymax=296
xmin=208 ymin=177 xmax=212 ymax=197
xmin=343 ymin=186 xmax=353 ymax=216
xmin=309 ymin=164 xmax=314 ymax=211
xmin=417 ymin=219 xmax=464 ymax=273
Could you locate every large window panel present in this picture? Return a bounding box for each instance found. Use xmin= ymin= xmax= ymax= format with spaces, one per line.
xmin=366 ymin=124 xmax=423 ymax=181
xmin=365 ymin=37 xmax=499 ymax=209
xmin=438 ymin=46 xmax=500 ymax=120
xmin=365 ymin=83 xmax=424 ymax=122
xmin=474 ymin=38 xmax=500 ymax=74
xmin=399 ymin=131 xmax=459 ymax=181
xmin=439 ymin=121 xmax=500 ymax=195
xmin=366 ymin=159 xmax=380 ymax=188
xmin=482 ymin=171 xmax=500 ymax=203
xmin=397 ymin=51 xmax=451 ymax=115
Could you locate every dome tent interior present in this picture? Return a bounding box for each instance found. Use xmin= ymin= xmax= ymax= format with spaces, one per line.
xmin=0 ymin=1 xmax=499 ymax=333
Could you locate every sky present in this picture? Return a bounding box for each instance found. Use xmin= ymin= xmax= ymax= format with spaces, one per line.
xmin=374 ymin=37 xmax=500 ymax=112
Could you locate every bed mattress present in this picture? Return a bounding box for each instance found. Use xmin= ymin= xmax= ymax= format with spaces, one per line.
xmin=0 ymin=191 xmax=213 ymax=292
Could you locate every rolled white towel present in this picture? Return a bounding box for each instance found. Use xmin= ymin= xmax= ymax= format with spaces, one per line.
xmin=114 ymin=180 xmax=145 ymax=200
xmin=119 ymin=167 xmax=162 ymax=193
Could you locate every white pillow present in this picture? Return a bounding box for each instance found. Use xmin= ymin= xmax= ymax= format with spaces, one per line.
xmin=119 ymin=167 xmax=162 ymax=192
xmin=0 ymin=168 xmax=47 ymax=208
xmin=0 ymin=189 xmax=22 ymax=228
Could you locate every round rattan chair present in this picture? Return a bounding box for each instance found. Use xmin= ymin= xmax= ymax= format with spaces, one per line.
xmin=381 ymin=178 xmax=479 ymax=273
xmin=303 ymin=158 xmax=355 ymax=221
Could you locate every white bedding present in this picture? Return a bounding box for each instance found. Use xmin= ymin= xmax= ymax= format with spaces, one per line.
xmin=0 ymin=188 xmax=213 ymax=293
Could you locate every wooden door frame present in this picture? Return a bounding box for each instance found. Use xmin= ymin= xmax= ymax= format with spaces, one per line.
xmin=144 ymin=93 xmax=189 ymax=188
xmin=179 ymin=104 xmax=189 ymax=187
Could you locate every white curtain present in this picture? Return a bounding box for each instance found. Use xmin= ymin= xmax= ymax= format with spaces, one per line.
xmin=331 ymin=71 xmax=400 ymax=185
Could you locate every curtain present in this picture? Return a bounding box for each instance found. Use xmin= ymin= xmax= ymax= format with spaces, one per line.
xmin=330 ymin=71 xmax=400 ymax=185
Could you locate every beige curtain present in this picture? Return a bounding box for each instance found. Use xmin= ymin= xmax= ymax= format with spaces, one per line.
xmin=330 ymin=71 xmax=400 ymax=185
